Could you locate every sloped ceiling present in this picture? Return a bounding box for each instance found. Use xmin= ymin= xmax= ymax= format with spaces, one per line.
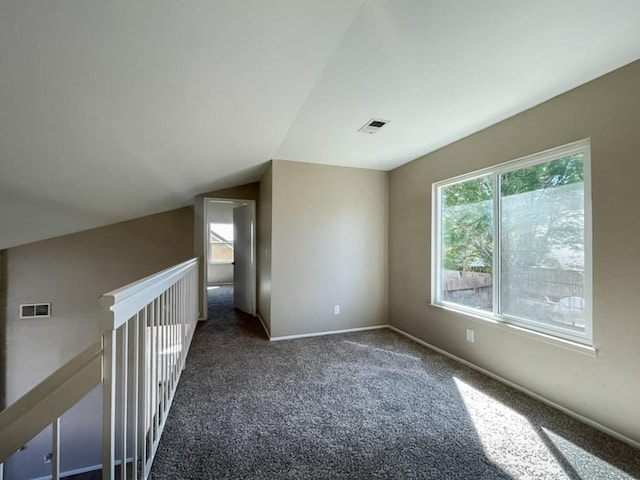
xmin=1 ymin=0 xmax=639 ymax=249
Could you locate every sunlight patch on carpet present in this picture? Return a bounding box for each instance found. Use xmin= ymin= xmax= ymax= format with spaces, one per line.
xmin=454 ymin=376 xmax=569 ymax=478
xmin=540 ymin=427 xmax=633 ymax=479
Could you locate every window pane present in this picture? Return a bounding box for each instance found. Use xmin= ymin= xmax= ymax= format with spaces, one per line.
xmin=210 ymin=243 xmax=234 ymax=263
xmin=500 ymin=154 xmax=585 ymax=331
xmin=210 ymin=223 xmax=234 ymax=243
xmin=440 ymin=175 xmax=493 ymax=311
xmin=209 ymin=222 xmax=234 ymax=263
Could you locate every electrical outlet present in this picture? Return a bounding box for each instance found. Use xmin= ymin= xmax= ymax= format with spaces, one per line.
xmin=466 ymin=329 xmax=475 ymax=343
xmin=334 ymin=305 xmax=340 ymax=315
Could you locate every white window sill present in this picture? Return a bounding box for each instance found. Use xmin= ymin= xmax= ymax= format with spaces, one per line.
xmin=430 ymin=302 xmax=598 ymax=358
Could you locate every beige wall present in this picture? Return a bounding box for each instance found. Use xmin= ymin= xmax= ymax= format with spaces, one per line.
xmin=270 ymin=160 xmax=388 ymax=338
xmin=389 ymin=61 xmax=640 ymax=444
xmin=0 ymin=249 xmax=6 ymax=411
xmin=4 ymin=207 xmax=193 ymax=478
xmin=194 ymin=183 xmax=260 ymax=319
xmin=258 ymin=163 xmax=273 ymax=332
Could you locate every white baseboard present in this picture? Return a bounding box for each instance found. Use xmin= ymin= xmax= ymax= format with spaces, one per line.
xmin=270 ymin=324 xmax=387 ymax=342
xmin=31 ymin=457 xmax=132 ymax=480
xmin=32 ymin=463 xmax=100 ymax=480
xmin=386 ymin=325 xmax=640 ymax=450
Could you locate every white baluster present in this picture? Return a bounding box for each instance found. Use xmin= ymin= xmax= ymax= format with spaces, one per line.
xmin=103 ymin=329 xmax=116 ymax=480
xmin=132 ymin=312 xmax=140 ymax=480
xmin=119 ymin=322 xmax=128 ymax=480
xmin=52 ymin=417 xmax=60 ymax=480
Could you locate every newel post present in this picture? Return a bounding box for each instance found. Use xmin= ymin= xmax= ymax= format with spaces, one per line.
xmin=100 ymin=295 xmax=117 ymax=480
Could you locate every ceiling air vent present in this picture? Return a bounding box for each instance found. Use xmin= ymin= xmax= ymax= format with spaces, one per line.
xmin=358 ymin=118 xmax=390 ymax=134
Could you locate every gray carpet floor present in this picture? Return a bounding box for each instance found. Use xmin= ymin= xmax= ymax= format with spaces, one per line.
xmin=150 ymin=286 xmax=640 ymax=479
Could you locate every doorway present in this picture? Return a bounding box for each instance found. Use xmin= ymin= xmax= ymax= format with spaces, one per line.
xmin=203 ymin=198 xmax=256 ymax=317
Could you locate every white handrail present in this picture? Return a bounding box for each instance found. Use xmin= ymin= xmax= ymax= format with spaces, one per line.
xmin=100 ymin=257 xmax=199 ymax=480
xmin=0 ymin=257 xmax=199 ymax=480
xmin=0 ymin=340 xmax=102 ymax=462
xmin=100 ymin=258 xmax=198 ymax=330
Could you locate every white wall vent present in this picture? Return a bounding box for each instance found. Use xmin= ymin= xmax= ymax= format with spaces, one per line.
xmin=20 ymin=303 xmax=51 ymax=318
xmin=358 ymin=118 xmax=390 ymax=134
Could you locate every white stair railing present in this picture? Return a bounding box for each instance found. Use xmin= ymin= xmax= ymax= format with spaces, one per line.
xmin=100 ymin=257 xmax=199 ymax=480
xmin=0 ymin=258 xmax=199 ymax=480
xmin=0 ymin=341 xmax=103 ymax=479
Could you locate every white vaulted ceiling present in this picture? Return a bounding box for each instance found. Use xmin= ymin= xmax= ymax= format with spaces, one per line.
xmin=1 ymin=0 xmax=639 ymax=249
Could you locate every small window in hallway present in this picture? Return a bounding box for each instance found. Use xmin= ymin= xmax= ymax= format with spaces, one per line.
xmin=209 ymin=222 xmax=234 ymax=263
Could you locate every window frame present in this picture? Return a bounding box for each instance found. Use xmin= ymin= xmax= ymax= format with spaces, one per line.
xmin=208 ymin=222 xmax=234 ymax=265
xmin=432 ymin=139 xmax=593 ymax=346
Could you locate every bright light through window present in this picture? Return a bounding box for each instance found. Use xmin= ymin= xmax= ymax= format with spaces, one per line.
xmin=209 ymin=223 xmax=234 ymax=264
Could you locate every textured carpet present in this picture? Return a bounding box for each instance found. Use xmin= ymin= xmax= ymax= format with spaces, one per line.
xmin=150 ymin=286 xmax=640 ymax=479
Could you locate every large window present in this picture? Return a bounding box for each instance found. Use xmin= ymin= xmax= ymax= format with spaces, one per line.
xmin=433 ymin=140 xmax=592 ymax=345
xmin=209 ymin=223 xmax=234 ymax=264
